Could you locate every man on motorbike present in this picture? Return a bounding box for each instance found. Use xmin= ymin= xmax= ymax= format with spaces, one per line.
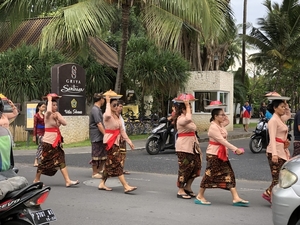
xmin=0 ymin=126 xmax=28 ymax=199
xmin=161 ymin=102 xmax=177 ymax=149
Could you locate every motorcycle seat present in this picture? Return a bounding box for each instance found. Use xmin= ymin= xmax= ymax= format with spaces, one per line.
xmin=3 ymin=181 xmax=45 ymax=200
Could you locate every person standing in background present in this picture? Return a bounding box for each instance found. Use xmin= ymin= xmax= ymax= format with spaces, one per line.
xmin=89 ymin=93 xmax=106 ymax=179
xmin=259 ymin=102 xmax=267 ymax=118
xmin=240 ymin=101 xmax=252 ymax=132
xmin=33 ymin=101 xmax=46 ymax=167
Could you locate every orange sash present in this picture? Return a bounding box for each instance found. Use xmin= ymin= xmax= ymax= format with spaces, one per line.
xmin=105 ymin=129 xmax=120 ymax=150
xmin=45 ymin=127 xmax=61 ymax=148
xmin=275 ymin=137 xmax=285 ymax=143
xmin=178 ymin=132 xmax=195 ymax=137
xmin=209 ymin=141 xmax=228 ymax=162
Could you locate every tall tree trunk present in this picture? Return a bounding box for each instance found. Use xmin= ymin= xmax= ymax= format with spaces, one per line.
xmin=114 ymin=1 xmax=131 ymax=93
xmin=240 ymin=0 xmax=247 ymax=124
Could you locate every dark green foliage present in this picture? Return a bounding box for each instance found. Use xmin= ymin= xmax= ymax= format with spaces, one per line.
xmin=0 ymin=44 xmax=115 ymax=105
xmin=125 ymin=36 xmax=190 ymax=116
xmin=75 ymin=55 xmax=115 ymax=104
xmin=0 ymin=44 xmax=66 ymax=102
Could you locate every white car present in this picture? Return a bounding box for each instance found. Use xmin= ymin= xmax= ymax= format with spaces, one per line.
xmin=272 ymin=155 xmax=300 ymax=225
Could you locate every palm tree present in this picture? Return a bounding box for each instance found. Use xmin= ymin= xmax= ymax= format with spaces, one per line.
xmin=144 ymin=0 xmax=235 ymax=71
xmin=244 ymin=0 xmax=300 ymax=91
xmin=0 ymin=0 xmax=235 ymax=93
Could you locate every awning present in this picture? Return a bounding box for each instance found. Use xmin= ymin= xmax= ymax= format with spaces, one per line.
xmin=0 ymin=17 xmax=118 ymax=69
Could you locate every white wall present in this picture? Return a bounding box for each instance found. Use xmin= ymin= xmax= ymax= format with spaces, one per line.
xmin=184 ymin=71 xmax=234 ymax=132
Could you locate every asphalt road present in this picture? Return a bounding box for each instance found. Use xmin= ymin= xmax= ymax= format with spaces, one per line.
xmin=15 ymin=138 xmax=272 ymax=181
xmin=12 ymin=138 xmax=277 ymax=225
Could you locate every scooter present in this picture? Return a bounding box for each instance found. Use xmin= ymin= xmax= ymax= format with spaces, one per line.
xmin=145 ymin=117 xmax=176 ymax=155
xmin=0 ymin=126 xmax=56 ymax=225
xmin=249 ymin=117 xmax=293 ymax=153
xmin=0 ymin=182 xmax=56 ymax=225
xmin=249 ymin=117 xmax=269 ymax=153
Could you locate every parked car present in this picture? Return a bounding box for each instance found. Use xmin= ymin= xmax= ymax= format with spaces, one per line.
xmin=272 ymin=155 xmax=300 ymax=225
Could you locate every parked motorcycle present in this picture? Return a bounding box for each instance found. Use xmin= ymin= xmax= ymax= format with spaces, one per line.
xmin=249 ymin=117 xmax=293 ymax=153
xmin=0 ymin=182 xmax=56 ymax=225
xmin=145 ymin=117 xmax=176 ymax=155
xmin=249 ymin=117 xmax=269 ymax=153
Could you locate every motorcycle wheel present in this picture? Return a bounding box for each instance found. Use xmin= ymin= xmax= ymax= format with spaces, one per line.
xmin=249 ymin=136 xmax=263 ymax=153
xmin=146 ymin=137 xmax=160 ymax=155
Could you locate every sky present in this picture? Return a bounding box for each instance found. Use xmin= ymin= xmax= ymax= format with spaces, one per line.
xmin=230 ymin=0 xmax=281 ymax=27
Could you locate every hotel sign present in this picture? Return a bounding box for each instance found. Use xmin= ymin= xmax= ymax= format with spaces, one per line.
xmin=51 ymin=63 xmax=86 ymax=115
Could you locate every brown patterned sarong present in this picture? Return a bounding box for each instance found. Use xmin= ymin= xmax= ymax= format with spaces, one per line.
xmin=91 ymin=141 xmax=107 ymax=167
xmin=35 ymin=135 xmax=43 ymax=159
xmin=177 ymin=152 xmax=201 ymax=188
xmin=102 ymin=144 xmax=123 ymax=180
xmin=200 ymin=154 xmax=236 ymax=190
xmin=37 ymin=142 xmax=66 ymax=176
xmin=293 ymin=142 xmax=300 ymax=157
xmin=266 ymin=153 xmax=286 ymax=194
xmin=119 ymin=140 xmax=127 ymax=168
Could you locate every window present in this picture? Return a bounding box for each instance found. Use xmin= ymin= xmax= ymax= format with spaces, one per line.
xmin=194 ymin=91 xmax=229 ymax=113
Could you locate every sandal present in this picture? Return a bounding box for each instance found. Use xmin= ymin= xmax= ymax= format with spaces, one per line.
xmin=184 ymin=189 xmax=196 ymax=197
xmin=262 ymin=192 xmax=271 ymax=203
xmin=177 ymin=193 xmax=191 ymax=199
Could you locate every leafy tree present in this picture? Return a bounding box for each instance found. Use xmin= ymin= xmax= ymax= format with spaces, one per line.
xmin=0 ymin=44 xmax=66 ymax=102
xmin=244 ymin=0 xmax=300 ymax=92
xmin=74 ymin=56 xmax=116 ymax=103
xmin=234 ymin=67 xmax=249 ymax=123
xmin=0 ymin=44 xmax=115 ymax=103
xmin=125 ymin=36 xmax=190 ymax=116
xmin=144 ymin=0 xmax=236 ymax=71
xmin=0 ymin=0 xmax=236 ymax=95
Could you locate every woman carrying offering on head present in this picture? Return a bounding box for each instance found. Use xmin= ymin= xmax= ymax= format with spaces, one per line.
xmin=195 ymin=102 xmax=248 ymax=206
xmin=262 ymin=98 xmax=291 ymax=204
xmin=98 ymin=93 xmax=137 ymax=193
xmin=175 ymin=95 xmax=201 ymax=200
xmin=33 ymin=94 xmax=79 ymax=187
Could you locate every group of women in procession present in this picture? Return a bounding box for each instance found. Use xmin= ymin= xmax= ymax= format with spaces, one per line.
xmin=0 ymin=90 xmax=294 ymax=205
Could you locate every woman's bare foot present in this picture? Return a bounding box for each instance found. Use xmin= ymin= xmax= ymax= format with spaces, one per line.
xmin=98 ymin=184 xmax=112 ymax=191
xmin=233 ymin=198 xmax=249 ymax=203
xmin=196 ymin=195 xmax=210 ymax=203
xmin=124 ymin=186 xmax=137 ymax=193
xmin=66 ymin=180 xmax=80 ymax=187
